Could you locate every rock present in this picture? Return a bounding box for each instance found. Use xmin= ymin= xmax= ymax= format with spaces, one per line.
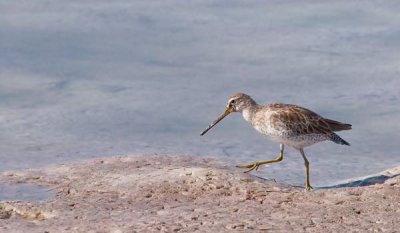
xmin=0 ymin=155 xmax=399 ymax=232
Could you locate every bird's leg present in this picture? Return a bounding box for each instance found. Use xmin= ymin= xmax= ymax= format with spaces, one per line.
xmin=236 ymin=144 xmax=284 ymax=173
xmin=299 ymin=149 xmax=313 ymax=191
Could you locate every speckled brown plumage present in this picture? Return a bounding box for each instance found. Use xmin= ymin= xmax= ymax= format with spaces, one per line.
xmin=225 ymin=93 xmax=351 ymax=148
xmin=267 ymin=103 xmax=351 ymax=133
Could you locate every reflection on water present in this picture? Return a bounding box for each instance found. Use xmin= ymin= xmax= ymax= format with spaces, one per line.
xmin=0 ymin=1 xmax=399 ymax=186
xmin=0 ymin=183 xmax=52 ymax=202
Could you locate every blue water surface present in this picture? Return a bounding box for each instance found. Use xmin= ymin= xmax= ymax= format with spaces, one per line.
xmin=0 ymin=0 xmax=399 ymax=187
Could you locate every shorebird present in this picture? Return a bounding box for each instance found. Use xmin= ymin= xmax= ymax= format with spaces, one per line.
xmin=200 ymin=93 xmax=351 ymax=191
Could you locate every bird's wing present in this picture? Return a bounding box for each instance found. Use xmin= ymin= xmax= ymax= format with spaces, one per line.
xmin=268 ymin=104 xmax=333 ymax=135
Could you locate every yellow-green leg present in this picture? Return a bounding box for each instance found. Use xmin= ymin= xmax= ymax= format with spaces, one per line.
xmin=236 ymin=144 xmax=284 ymax=172
xmin=300 ymin=148 xmax=313 ymax=191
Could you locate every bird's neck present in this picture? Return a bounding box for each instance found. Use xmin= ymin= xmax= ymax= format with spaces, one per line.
xmin=242 ymin=105 xmax=257 ymax=123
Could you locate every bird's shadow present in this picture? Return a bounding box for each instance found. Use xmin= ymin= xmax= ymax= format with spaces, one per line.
xmin=317 ymin=173 xmax=400 ymax=189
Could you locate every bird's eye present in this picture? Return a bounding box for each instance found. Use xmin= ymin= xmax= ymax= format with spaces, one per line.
xmin=231 ymin=99 xmax=235 ymax=104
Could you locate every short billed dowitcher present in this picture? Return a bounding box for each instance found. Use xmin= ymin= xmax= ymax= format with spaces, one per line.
xmin=200 ymin=93 xmax=351 ymax=191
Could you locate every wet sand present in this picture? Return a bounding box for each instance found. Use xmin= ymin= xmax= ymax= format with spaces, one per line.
xmin=0 ymin=155 xmax=399 ymax=232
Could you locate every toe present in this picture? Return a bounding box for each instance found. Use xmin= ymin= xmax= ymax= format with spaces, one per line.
xmin=236 ymin=163 xmax=254 ymax=169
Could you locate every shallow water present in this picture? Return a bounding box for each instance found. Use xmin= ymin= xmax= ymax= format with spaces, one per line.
xmin=0 ymin=1 xmax=399 ymax=187
xmin=0 ymin=183 xmax=52 ymax=202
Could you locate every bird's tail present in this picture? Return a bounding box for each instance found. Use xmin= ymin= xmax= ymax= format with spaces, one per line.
xmin=324 ymin=118 xmax=352 ymax=132
xmin=329 ymin=133 xmax=350 ymax=146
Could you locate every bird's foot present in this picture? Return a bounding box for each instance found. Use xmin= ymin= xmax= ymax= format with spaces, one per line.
xmin=236 ymin=162 xmax=262 ymax=173
xmin=305 ymin=184 xmax=314 ymax=191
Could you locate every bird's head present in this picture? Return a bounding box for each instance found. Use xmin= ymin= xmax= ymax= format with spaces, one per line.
xmin=200 ymin=92 xmax=256 ymax=136
xmin=226 ymin=92 xmax=256 ymax=113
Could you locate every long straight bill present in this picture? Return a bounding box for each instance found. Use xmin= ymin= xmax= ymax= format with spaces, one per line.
xmin=200 ymin=107 xmax=232 ymax=136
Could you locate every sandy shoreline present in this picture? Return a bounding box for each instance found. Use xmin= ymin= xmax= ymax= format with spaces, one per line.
xmin=0 ymin=155 xmax=399 ymax=232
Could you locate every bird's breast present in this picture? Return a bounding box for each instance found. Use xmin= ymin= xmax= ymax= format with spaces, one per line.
xmin=242 ymin=108 xmax=279 ymax=136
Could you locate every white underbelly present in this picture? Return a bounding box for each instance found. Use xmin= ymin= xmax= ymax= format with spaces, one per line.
xmin=266 ymin=133 xmax=328 ymax=149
